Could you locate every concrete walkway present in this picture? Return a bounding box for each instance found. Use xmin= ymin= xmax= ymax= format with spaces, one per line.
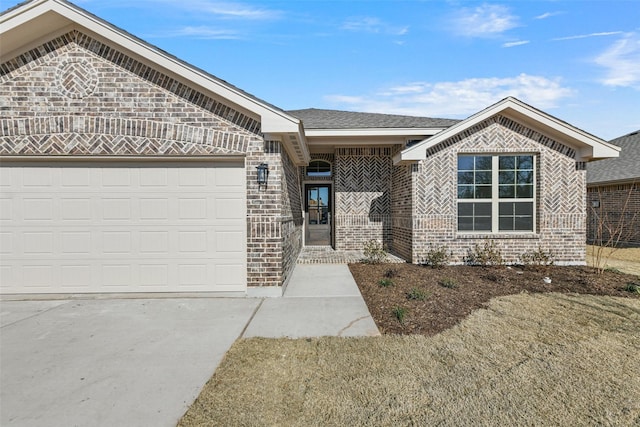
xmin=0 ymin=263 xmax=378 ymax=427
xmin=244 ymin=264 xmax=380 ymax=338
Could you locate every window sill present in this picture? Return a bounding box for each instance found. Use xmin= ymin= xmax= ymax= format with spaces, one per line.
xmin=456 ymin=232 xmax=539 ymax=240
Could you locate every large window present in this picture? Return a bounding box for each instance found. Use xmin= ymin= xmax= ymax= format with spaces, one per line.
xmin=457 ymin=154 xmax=535 ymax=233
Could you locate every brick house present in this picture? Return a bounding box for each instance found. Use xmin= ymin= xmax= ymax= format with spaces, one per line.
xmin=0 ymin=0 xmax=620 ymax=296
xmin=587 ymin=130 xmax=640 ymax=247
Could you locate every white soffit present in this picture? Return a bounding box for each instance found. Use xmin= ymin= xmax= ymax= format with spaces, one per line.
xmin=397 ymin=97 xmax=620 ymax=164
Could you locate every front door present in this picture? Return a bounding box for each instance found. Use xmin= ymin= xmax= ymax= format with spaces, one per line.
xmin=305 ymin=184 xmax=331 ymax=246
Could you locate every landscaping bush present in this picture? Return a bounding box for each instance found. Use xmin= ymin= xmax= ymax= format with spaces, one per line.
xmin=519 ymin=246 xmax=555 ymax=267
xmin=362 ymin=240 xmax=387 ymax=264
xmin=465 ymin=240 xmax=503 ymax=266
xmin=421 ymin=245 xmax=452 ymax=269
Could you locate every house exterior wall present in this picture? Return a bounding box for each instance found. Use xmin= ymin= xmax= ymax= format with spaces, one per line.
xmin=587 ymin=182 xmax=640 ymax=247
xmin=246 ymin=141 xmax=303 ymax=288
xmin=1 ymin=30 xmax=295 ymax=289
xmin=334 ymin=147 xmax=393 ymax=250
xmin=390 ymin=163 xmax=414 ymax=260
xmin=411 ymin=116 xmax=587 ymax=265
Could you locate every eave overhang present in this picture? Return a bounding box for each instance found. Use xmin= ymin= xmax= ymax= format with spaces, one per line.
xmin=394 ymin=97 xmax=620 ymax=165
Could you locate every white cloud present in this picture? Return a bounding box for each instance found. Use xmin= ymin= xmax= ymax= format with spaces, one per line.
xmin=450 ymin=4 xmax=519 ymax=37
xmin=595 ymin=32 xmax=640 ymax=88
xmin=199 ymin=1 xmax=280 ymax=19
xmin=342 ymin=17 xmax=408 ymax=36
xmin=553 ymin=31 xmax=623 ymax=41
xmin=324 ymin=74 xmax=573 ymax=117
xmin=149 ymin=0 xmax=281 ymax=20
xmin=157 ymin=26 xmax=240 ymax=39
xmin=535 ymin=11 xmax=564 ymax=20
xmin=502 ymin=40 xmax=530 ymax=48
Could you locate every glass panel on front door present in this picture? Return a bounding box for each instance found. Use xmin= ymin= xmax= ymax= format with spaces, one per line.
xmin=305 ymin=185 xmax=331 ymax=246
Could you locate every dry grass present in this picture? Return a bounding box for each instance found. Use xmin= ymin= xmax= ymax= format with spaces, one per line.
xmin=180 ymin=293 xmax=640 ymax=426
xmin=587 ymin=245 xmax=640 ymax=276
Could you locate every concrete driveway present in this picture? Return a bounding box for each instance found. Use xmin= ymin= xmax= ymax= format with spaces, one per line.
xmin=0 ymin=298 xmax=260 ymax=427
xmin=0 ymin=264 xmax=378 ymax=427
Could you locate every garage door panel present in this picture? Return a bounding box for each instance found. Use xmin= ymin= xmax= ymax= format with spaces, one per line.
xmin=0 ymin=161 xmax=246 ymax=294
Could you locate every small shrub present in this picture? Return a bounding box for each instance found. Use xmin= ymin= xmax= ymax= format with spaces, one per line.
xmin=362 ymin=240 xmax=387 ymax=264
xmin=605 ymin=266 xmax=623 ymax=274
xmin=392 ymin=306 xmax=408 ymax=324
xmin=378 ymin=278 xmax=394 ymax=287
xmin=519 ymin=247 xmax=555 ymax=267
xmin=439 ymin=277 xmax=458 ymax=289
xmin=624 ymin=283 xmax=640 ymax=294
xmin=465 ymin=240 xmax=504 ymax=266
xmin=421 ymin=245 xmax=452 ymax=269
xmin=384 ymin=268 xmax=398 ymax=278
xmin=407 ymin=288 xmax=429 ymax=301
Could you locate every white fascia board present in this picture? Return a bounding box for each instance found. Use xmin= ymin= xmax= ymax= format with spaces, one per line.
xmin=2 ymin=0 xmax=302 ymax=136
xmin=400 ymin=97 xmax=620 ymax=162
xmin=304 ymin=128 xmax=446 ymax=138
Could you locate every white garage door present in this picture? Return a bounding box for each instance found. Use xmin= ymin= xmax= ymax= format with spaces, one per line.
xmin=0 ymin=161 xmax=246 ymax=294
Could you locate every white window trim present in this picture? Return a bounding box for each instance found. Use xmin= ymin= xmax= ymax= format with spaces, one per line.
xmin=457 ymin=154 xmax=537 ymax=234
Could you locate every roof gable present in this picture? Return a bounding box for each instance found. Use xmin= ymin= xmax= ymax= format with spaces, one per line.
xmin=396 ymin=97 xmax=620 ymax=164
xmin=587 ymin=130 xmax=640 ymax=184
xmin=1 ymin=0 xmax=309 ymax=163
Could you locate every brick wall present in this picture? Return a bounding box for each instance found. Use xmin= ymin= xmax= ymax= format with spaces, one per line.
xmin=246 ymin=140 xmax=303 ymax=287
xmin=334 ymin=147 xmax=393 ymax=250
xmin=281 ymin=146 xmax=303 ymax=284
xmin=390 ymin=163 xmax=414 ymax=260
xmin=587 ymin=182 xmax=640 ymax=247
xmin=411 ymin=116 xmax=587 ymax=265
xmin=1 ymin=31 xmax=295 ymax=289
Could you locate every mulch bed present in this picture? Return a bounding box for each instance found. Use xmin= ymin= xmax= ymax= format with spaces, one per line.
xmin=349 ymin=263 xmax=640 ymax=335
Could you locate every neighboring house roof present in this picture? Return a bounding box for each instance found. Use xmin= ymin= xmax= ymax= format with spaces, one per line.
xmin=587 ymin=130 xmax=640 ymax=185
xmin=396 ymin=97 xmax=620 ymax=164
xmin=0 ymin=0 xmax=310 ymax=164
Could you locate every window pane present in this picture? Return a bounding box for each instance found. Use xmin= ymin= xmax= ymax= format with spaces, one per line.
xmin=458 ymin=186 xmax=474 ymax=199
xmin=499 ymin=156 xmax=515 ymax=169
xmin=499 ymin=217 xmax=514 ymax=231
xmin=515 ymin=217 xmax=533 ymax=231
xmin=517 ymin=170 xmax=533 ymax=184
xmin=475 ymin=156 xmax=492 ymax=170
xmin=458 ymin=217 xmax=473 ymax=231
xmin=476 ymin=171 xmax=492 ymax=184
xmin=499 ymin=171 xmax=515 ymax=184
xmin=517 ymin=155 xmax=533 ymax=169
xmin=515 ymin=202 xmax=533 ymax=216
xmin=475 ymin=203 xmax=492 ymax=216
xmin=476 ymin=186 xmax=492 ymax=198
xmin=499 ymin=185 xmax=515 ymax=198
xmin=499 ymin=202 xmax=513 ymax=215
xmin=458 ymin=171 xmax=474 ymax=184
xmin=458 ymin=156 xmax=475 ymax=171
xmin=458 ymin=203 xmax=473 ymax=216
xmin=516 ymin=185 xmax=533 ymax=198
xmin=475 ymin=216 xmax=492 ymax=231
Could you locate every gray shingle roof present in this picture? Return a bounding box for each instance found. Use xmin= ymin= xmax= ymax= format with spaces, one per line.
xmin=587 ymin=130 xmax=640 ymax=184
xmin=287 ymin=108 xmax=460 ymax=130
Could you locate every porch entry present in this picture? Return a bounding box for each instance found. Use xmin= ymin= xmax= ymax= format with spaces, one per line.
xmin=305 ymin=184 xmax=331 ymax=246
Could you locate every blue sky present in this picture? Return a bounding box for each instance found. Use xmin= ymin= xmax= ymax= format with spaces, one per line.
xmin=8 ymin=0 xmax=640 ymax=139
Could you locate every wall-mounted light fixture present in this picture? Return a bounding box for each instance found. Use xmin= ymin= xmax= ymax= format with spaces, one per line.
xmin=591 ymin=200 xmax=600 ymax=208
xmin=256 ymin=163 xmax=269 ymax=186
